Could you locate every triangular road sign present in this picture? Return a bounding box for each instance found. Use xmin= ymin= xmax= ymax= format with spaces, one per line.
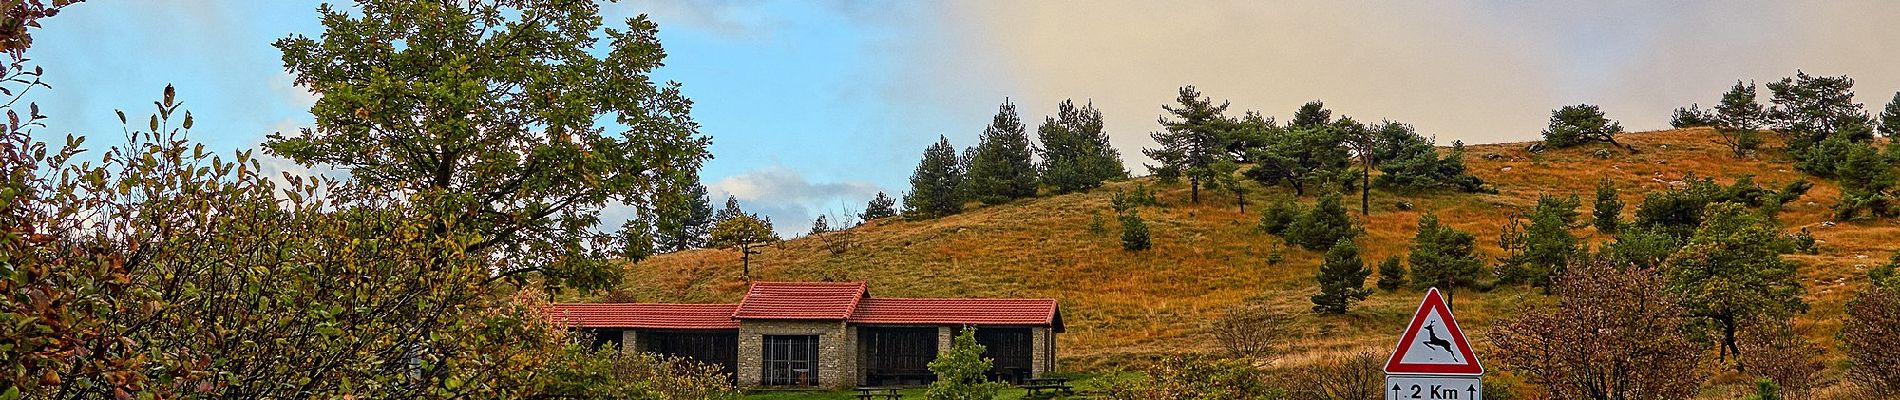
xmin=1384 ymin=287 xmax=1484 ymax=375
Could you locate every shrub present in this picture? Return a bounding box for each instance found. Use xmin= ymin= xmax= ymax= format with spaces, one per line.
xmin=1111 ymin=183 xmax=1161 ymax=213
xmin=1376 ymin=256 xmax=1407 ymax=292
xmin=925 ymin=329 xmax=1006 ymax=400
xmin=1491 ymin=262 xmax=1707 ymax=400
xmin=1282 ymin=351 xmax=1384 ymax=400
xmin=1284 ymin=192 xmax=1358 ymax=251
xmin=1738 ymin=318 xmax=1824 ymax=400
xmin=1212 ymin=307 xmax=1290 ymax=362
xmin=1088 ymin=211 xmax=1108 ymax=235
xmin=1841 ymin=285 xmax=1900 ymax=397
xmin=1258 ymin=197 xmax=1304 ymax=235
xmin=1103 ymin=354 xmax=1275 ymax=400
xmin=1121 ymin=211 xmax=1152 ymax=251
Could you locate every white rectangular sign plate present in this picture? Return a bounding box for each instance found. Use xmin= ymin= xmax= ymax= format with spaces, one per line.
xmin=1385 ymin=374 xmax=1481 ymax=400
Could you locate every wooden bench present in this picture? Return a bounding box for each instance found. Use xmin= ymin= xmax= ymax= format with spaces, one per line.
xmin=854 ymin=386 xmax=902 ymax=400
xmin=1022 ymin=377 xmax=1073 ymax=398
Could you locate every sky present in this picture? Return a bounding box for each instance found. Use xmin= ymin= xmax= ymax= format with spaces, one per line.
xmin=24 ymin=0 xmax=1900 ymax=236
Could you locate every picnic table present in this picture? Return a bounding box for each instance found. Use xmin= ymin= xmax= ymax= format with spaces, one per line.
xmin=1022 ymin=377 xmax=1073 ymax=398
xmin=854 ymin=386 xmax=902 ymax=400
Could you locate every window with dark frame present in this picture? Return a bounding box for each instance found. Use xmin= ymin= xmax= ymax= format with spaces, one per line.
xmin=760 ymin=335 xmax=819 ymax=386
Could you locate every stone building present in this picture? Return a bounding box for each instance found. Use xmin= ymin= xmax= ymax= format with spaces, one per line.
xmin=546 ymin=281 xmax=1063 ymax=389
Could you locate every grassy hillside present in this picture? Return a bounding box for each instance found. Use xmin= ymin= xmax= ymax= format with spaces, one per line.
xmin=590 ymin=128 xmax=1897 ymax=396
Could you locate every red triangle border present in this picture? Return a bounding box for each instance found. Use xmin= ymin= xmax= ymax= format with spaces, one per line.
xmin=1383 ymin=287 xmax=1484 ymax=375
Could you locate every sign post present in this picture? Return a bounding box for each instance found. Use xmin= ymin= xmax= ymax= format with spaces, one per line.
xmin=1384 ymin=288 xmax=1483 ymax=400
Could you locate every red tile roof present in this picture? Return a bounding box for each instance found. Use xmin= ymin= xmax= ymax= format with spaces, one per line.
xmin=732 ymin=281 xmax=868 ymax=320
xmin=849 ymin=298 xmax=1062 ymax=331
xmin=545 ymin=303 xmax=740 ymax=330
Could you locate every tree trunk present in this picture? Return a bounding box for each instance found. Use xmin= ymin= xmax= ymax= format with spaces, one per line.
xmin=1190 ymin=177 xmax=1200 ymax=203
xmin=1360 ymin=167 xmax=1371 ymax=216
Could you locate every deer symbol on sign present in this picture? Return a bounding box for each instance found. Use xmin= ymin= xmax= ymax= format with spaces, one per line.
xmin=1422 ymin=322 xmax=1461 ymax=362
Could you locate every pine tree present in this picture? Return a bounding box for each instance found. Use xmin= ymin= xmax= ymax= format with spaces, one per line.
xmin=1834 ymin=143 xmax=1897 ymax=220
xmin=903 ymin=136 xmax=965 ymax=219
xmin=1503 ymin=195 xmax=1580 ymax=290
xmin=809 ymin=215 xmax=830 ymax=235
xmin=1246 ymin=121 xmax=1349 ymax=196
xmin=1542 ymin=104 xmax=1632 ymax=151
xmin=710 ymin=214 xmax=780 ymax=279
xmin=1766 ymin=71 xmax=1869 ymax=149
xmin=1038 ymin=99 xmax=1126 ymax=194
xmin=1714 ymin=81 xmax=1767 ymax=159
xmin=1594 ymin=178 xmax=1623 ymax=233
xmin=1337 ymin=117 xmax=1377 ymax=215
xmin=1289 ymin=100 xmax=1333 ymax=130
xmin=1206 ymin=158 xmax=1249 ymax=213
xmin=1880 ymin=91 xmax=1900 ymax=139
xmin=655 ymin=175 xmax=715 ymax=253
xmin=1312 ymin=239 xmax=1371 ymax=314
xmin=1671 ymin=104 xmax=1715 ymax=128
xmin=1376 ymin=255 xmax=1407 ymax=292
xmin=1374 ymin=124 xmax=1486 ymax=193
xmin=1121 ymin=211 xmax=1151 ymax=251
xmin=964 ymin=100 xmax=1038 ymax=205
xmin=860 ymin=191 xmax=897 ymax=221
xmin=1144 ymin=86 xmax=1232 ymax=203
xmin=1663 ymin=203 xmax=1806 ymax=364
xmin=1408 ymin=212 xmax=1483 ymax=307
xmin=714 ymin=195 xmax=744 ymax=223
xmin=1284 ymin=192 xmax=1357 ymax=251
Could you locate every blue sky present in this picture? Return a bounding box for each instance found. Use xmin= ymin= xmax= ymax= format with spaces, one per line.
xmin=25 ymin=1 xmax=1900 ymax=235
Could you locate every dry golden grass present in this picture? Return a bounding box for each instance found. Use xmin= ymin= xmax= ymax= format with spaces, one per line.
xmin=587 ymin=128 xmax=1898 ymax=397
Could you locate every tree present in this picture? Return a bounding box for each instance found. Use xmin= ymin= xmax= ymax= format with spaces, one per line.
xmin=1841 ymin=285 xmax=1900 ymax=397
xmin=1714 ymin=81 xmax=1767 ymax=159
xmin=1337 ymin=117 xmax=1376 ymax=215
xmin=1766 ymin=71 xmax=1869 ymax=149
xmin=1490 ymin=262 xmax=1707 ymax=400
xmin=710 ymin=214 xmax=779 ymax=279
xmin=1246 ymin=123 xmax=1349 ymax=196
xmin=809 ymin=215 xmax=830 ymax=235
xmin=1144 ymin=85 xmax=1232 ymax=203
xmin=655 ymin=175 xmax=714 ymax=253
xmin=903 ymin=136 xmax=965 ymax=219
xmin=1593 ymin=178 xmax=1623 ymax=233
xmin=860 ymin=191 xmax=897 ymax=221
xmin=1834 ymin=143 xmax=1897 ymax=220
xmin=1541 ymin=104 xmax=1632 ymax=151
xmin=1375 ymin=126 xmax=1486 ymax=193
xmin=1289 ymin=100 xmax=1333 ymax=129
xmin=1038 ymin=99 xmax=1126 ymax=193
xmin=1284 ymin=192 xmax=1357 ymax=251
xmin=926 ymin=329 xmax=1005 ymax=400
xmin=1794 ymin=129 xmax=1857 ymax=177
xmin=1880 ymin=91 xmax=1900 ymax=139
xmin=1312 ymin=240 xmax=1372 ymax=314
xmin=1663 ymin=203 xmax=1806 ymax=363
xmin=1376 ymin=256 xmax=1406 ymax=292
xmin=1206 ymin=157 xmax=1249 ymax=213
xmin=0 ymin=0 xmax=82 ymax=60
xmin=1121 ymin=211 xmax=1151 ymax=251
xmin=1407 ymin=212 xmax=1483 ymax=307
xmin=1259 ymin=196 xmax=1304 ymax=235
xmin=268 ymin=0 xmax=711 ymax=293
xmin=963 ymin=100 xmax=1038 ymax=204
xmin=1671 ymin=103 xmax=1715 ymax=128
xmin=1501 ymin=195 xmax=1581 ymax=289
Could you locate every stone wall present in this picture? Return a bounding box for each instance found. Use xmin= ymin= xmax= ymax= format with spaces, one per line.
xmin=1031 ymin=327 xmax=1056 ymax=376
xmin=736 ymin=320 xmax=855 ymax=388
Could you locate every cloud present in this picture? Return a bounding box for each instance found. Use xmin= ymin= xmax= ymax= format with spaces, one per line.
xmin=885 ymin=1 xmax=1900 ymax=172
xmin=708 ymin=165 xmax=885 ymax=236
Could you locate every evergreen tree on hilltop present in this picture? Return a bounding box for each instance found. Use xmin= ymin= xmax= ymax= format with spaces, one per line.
xmin=1221 ymin=111 xmax=1276 ymax=162
xmin=1834 ymin=143 xmax=1897 ymax=220
xmin=1337 ymin=117 xmax=1378 ymax=215
xmin=1246 ymin=120 xmax=1349 ymax=196
xmin=860 ymin=191 xmax=897 ymax=221
xmin=964 ymin=100 xmax=1038 ymax=204
xmin=1374 ymin=122 xmax=1487 ymax=193
xmin=1713 ymin=81 xmax=1767 ymax=158
xmin=1312 ymin=239 xmax=1372 ymax=314
xmin=1766 ymin=71 xmax=1869 ymax=149
xmin=1542 ymin=104 xmax=1632 ymax=151
xmin=714 ymin=195 xmax=744 ymax=223
xmin=1408 ymin=212 xmax=1484 ymax=307
xmin=1144 ymin=85 xmax=1233 ymax=203
xmin=655 ymin=173 xmax=715 ymax=252
xmin=809 ymin=215 xmax=830 ymax=235
xmin=1880 ymin=91 xmax=1900 ymax=140
xmin=1038 ymin=99 xmax=1126 ymax=194
xmin=1289 ymin=100 xmax=1333 ymax=130
xmin=904 ymin=136 xmax=966 ymax=219
xmin=1284 ymin=192 xmax=1358 ymax=251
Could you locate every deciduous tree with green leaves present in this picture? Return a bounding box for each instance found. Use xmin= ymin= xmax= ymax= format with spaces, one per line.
xmin=268 ymin=0 xmax=711 ymax=293
xmin=926 ymin=329 xmax=1005 ymax=400
xmin=1663 ymin=203 xmax=1806 ymax=364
